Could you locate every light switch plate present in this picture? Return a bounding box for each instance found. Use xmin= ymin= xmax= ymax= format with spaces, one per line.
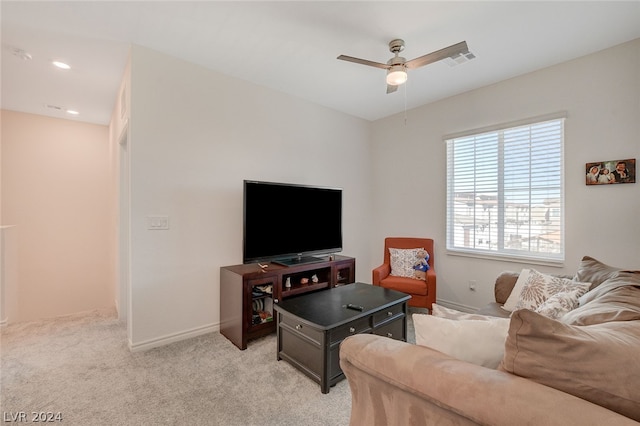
xmin=147 ymin=215 xmax=170 ymax=230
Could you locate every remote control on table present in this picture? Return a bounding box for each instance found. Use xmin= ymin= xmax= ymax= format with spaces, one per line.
xmin=346 ymin=303 xmax=364 ymax=311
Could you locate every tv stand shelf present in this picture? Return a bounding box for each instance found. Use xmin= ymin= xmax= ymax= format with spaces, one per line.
xmin=220 ymin=255 xmax=355 ymax=350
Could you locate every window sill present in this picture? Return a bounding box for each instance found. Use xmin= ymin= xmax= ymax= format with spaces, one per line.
xmin=446 ymin=249 xmax=565 ymax=268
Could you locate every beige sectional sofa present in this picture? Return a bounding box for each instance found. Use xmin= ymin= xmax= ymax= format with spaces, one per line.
xmin=339 ymin=256 xmax=640 ymax=425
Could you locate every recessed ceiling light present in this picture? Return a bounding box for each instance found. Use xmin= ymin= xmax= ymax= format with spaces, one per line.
xmin=52 ymin=61 xmax=71 ymax=70
xmin=66 ymin=110 xmax=79 ymax=115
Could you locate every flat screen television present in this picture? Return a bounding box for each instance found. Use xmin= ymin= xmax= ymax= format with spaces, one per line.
xmin=243 ymin=180 xmax=343 ymax=265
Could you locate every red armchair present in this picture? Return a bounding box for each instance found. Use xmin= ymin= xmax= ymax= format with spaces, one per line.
xmin=372 ymin=237 xmax=436 ymax=311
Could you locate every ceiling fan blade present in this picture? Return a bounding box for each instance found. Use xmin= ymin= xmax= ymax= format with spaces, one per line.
xmin=337 ymin=55 xmax=389 ymax=70
xmin=386 ymin=84 xmax=398 ymax=94
xmin=405 ymin=41 xmax=469 ymax=70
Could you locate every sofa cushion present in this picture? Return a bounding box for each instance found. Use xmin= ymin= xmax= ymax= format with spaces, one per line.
xmin=475 ymin=302 xmax=511 ymax=318
xmin=503 ymin=269 xmax=590 ymax=312
xmin=413 ymin=313 xmax=510 ymax=369
xmin=432 ymin=303 xmax=496 ymax=320
xmin=561 ymin=273 xmax=640 ymax=325
xmin=389 ymin=247 xmax=424 ymax=278
xmin=501 ymin=309 xmax=640 ymax=421
xmin=575 ymin=255 xmax=640 ymax=290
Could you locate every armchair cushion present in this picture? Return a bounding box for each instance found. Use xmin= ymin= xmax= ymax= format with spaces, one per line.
xmin=379 ymin=275 xmax=429 ymax=296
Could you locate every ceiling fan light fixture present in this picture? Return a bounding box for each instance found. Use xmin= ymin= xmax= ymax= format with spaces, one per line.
xmin=386 ymin=65 xmax=407 ymax=86
xmin=52 ymin=61 xmax=71 ymax=70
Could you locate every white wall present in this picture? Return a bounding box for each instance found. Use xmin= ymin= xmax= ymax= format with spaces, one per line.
xmin=126 ymin=45 xmax=372 ymax=349
xmin=0 ymin=110 xmax=116 ymax=321
xmin=371 ymin=39 xmax=640 ymax=311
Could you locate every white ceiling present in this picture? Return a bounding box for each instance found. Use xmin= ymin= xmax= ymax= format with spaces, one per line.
xmin=2 ymin=1 xmax=640 ymax=125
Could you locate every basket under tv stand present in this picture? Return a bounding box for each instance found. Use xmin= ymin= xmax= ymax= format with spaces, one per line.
xmin=220 ymin=255 xmax=355 ymax=350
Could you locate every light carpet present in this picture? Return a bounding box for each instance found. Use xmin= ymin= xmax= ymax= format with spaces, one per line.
xmin=1 ymin=308 xmax=421 ymax=425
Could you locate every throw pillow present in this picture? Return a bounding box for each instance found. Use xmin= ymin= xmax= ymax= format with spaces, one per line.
xmin=575 ymin=255 xmax=640 ymax=291
xmin=501 ymin=309 xmax=640 ymax=421
xmin=561 ymin=273 xmax=640 ymax=325
xmin=504 ymin=269 xmax=590 ymax=312
xmin=534 ymin=290 xmax=580 ymax=319
xmin=413 ymin=314 xmax=510 ymax=369
xmin=432 ymin=303 xmax=496 ymax=321
xmin=389 ymin=247 xmax=424 ymax=278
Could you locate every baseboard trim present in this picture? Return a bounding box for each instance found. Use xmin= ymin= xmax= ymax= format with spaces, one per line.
xmin=0 ymin=317 xmax=7 ymax=327
xmin=435 ymin=299 xmax=478 ymax=314
xmin=129 ymin=322 xmax=219 ymax=352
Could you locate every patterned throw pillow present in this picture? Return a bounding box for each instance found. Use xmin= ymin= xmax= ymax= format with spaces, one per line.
xmin=389 ymin=247 xmax=423 ymax=278
xmin=535 ymin=290 xmax=581 ymax=319
xmin=513 ymin=269 xmax=590 ymax=312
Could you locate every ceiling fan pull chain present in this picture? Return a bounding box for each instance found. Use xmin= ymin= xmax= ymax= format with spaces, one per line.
xmin=403 ymin=81 xmax=408 ymax=125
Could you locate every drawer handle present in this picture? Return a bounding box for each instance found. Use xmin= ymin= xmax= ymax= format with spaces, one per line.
xmin=349 ymin=327 xmax=356 ymax=333
xmin=387 ymin=332 xmax=393 ymax=338
xmin=295 ymin=324 xmax=303 ymax=330
xmin=387 ymin=311 xmax=393 ymax=317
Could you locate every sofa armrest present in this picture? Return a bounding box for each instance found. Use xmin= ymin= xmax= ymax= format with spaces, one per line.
xmin=339 ymin=334 xmax=637 ymax=426
xmin=372 ymin=263 xmax=390 ymax=285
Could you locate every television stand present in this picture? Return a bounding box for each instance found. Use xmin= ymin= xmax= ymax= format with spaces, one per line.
xmin=273 ymin=255 xmax=323 ymax=267
xmin=219 ymin=255 xmax=355 ymax=349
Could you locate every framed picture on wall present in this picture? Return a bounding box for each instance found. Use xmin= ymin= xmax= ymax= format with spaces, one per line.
xmin=586 ymin=158 xmax=635 ymax=185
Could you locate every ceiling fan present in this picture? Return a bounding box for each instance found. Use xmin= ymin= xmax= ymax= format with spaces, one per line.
xmin=337 ymin=39 xmax=475 ymax=94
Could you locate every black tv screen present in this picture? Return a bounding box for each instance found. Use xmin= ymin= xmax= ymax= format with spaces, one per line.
xmin=243 ymin=180 xmax=343 ymax=265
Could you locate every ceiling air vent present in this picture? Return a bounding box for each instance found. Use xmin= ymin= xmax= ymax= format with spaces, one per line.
xmin=44 ymin=104 xmax=64 ymax=111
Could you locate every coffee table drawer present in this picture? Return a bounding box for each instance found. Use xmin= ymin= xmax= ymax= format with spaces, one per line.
xmin=329 ymin=317 xmax=371 ymax=344
xmin=372 ymin=303 xmax=405 ymax=327
xmin=280 ymin=314 xmax=323 ymax=345
xmin=373 ymin=316 xmax=405 ymax=340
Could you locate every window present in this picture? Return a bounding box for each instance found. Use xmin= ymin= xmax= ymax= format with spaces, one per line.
xmin=446 ymin=115 xmax=565 ymax=263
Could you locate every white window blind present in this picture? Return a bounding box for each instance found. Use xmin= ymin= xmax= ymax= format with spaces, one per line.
xmin=446 ymin=116 xmax=565 ymax=263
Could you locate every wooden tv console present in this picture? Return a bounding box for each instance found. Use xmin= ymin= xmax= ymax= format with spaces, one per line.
xmin=219 ymin=255 xmax=355 ymax=350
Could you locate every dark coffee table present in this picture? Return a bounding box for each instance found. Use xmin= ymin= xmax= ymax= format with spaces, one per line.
xmin=274 ymin=282 xmax=410 ymax=393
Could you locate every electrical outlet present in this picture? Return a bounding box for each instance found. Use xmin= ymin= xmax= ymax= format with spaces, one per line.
xmin=468 ymin=280 xmax=477 ymax=291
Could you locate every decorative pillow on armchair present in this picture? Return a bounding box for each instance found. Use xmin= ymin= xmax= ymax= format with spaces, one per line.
xmin=389 ymin=247 xmax=424 ymax=278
